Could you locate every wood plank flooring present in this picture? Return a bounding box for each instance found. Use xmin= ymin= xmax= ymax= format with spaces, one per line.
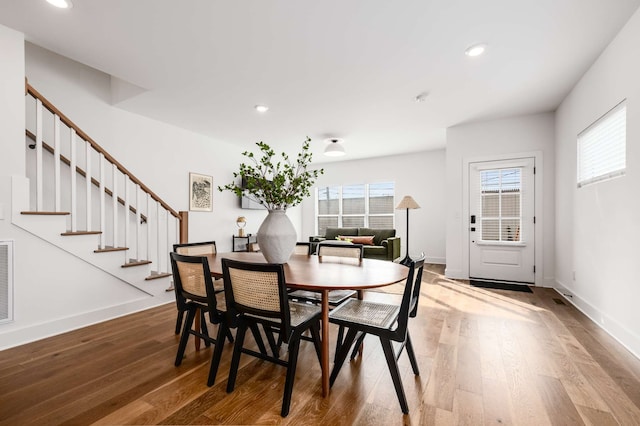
xmin=1 ymin=265 xmax=640 ymax=425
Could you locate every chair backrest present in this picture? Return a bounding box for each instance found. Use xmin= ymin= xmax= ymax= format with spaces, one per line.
xmin=173 ymin=241 xmax=217 ymax=256
xmin=317 ymin=242 xmax=364 ymax=259
xmin=221 ymin=259 xmax=292 ymax=340
xmin=392 ymin=254 xmax=426 ymax=342
xmin=293 ymin=242 xmax=312 ymax=255
xmin=169 ymin=252 xmax=219 ymax=322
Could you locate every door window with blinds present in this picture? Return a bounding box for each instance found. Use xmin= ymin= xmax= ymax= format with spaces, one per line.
xmin=577 ymin=100 xmax=626 ymax=188
xmin=316 ymin=182 xmax=394 ymax=235
xmin=479 ymin=168 xmax=522 ymax=242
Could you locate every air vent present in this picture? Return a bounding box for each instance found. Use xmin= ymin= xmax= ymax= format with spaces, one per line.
xmin=0 ymin=240 xmax=14 ymax=323
xmin=552 ymin=298 xmax=566 ymax=305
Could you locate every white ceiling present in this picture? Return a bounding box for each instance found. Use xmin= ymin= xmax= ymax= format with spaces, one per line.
xmin=1 ymin=0 xmax=639 ymax=163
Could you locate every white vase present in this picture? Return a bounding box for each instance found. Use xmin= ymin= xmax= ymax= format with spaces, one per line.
xmin=257 ymin=209 xmax=297 ymax=263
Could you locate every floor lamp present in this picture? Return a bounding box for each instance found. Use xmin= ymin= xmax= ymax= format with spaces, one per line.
xmin=396 ymin=195 xmax=421 ymax=266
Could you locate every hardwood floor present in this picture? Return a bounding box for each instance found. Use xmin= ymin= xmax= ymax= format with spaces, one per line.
xmin=2 ymin=265 xmax=640 ymax=425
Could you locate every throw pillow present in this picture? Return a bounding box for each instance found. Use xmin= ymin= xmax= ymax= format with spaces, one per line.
xmin=349 ymin=235 xmax=375 ymax=245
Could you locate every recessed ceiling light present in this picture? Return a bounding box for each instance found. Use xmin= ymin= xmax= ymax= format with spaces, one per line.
xmin=46 ymin=0 xmax=73 ymax=8
xmin=465 ymin=43 xmax=487 ymax=57
xmin=254 ymin=105 xmax=269 ymax=113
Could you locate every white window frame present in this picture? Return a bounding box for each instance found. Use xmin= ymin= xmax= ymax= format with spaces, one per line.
xmin=315 ymin=183 xmax=395 ymax=234
xmin=577 ymin=100 xmax=626 ymax=188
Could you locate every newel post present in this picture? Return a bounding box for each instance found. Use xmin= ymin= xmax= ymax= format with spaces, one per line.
xmin=179 ymin=211 xmax=189 ymax=244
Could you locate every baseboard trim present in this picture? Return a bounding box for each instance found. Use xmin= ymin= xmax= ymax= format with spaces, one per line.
xmin=554 ymin=280 xmax=640 ymax=361
xmin=0 ymin=293 xmax=175 ymax=351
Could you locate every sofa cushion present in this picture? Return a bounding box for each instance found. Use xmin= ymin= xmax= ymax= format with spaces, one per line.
xmin=325 ymin=227 xmax=358 ymax=240
xmin=363 ymin=245 xmax=388 ymax=258
xmin=358 ymin=228 xmax=395 ymax=246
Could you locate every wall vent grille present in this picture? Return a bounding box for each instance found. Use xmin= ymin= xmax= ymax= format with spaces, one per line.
xmin=0 ymin=241 xmax=14 ymax=323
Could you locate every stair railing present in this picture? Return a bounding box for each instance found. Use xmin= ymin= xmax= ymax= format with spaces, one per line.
xmin=24 ymin=82 xmax=188 ymax=278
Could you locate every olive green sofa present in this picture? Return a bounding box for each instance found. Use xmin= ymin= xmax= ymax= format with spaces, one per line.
xmin=309 ymin=227 xmax=401 ymax=261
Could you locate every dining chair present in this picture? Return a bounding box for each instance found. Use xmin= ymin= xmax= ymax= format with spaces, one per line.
xmin=328 ymin=254 xmax=426 ymax=414
xmin=288 ymin=243 xmax=363 ymax=305
xmin=293 ymin=241 xmax=312 ymax=255
xmin=170 ymin=252 xmax=231 ymax=386
xmin=221 ymin=258 xmax=322 ymax=417
xmin=172 ymin=241 xmax=222 ymax=335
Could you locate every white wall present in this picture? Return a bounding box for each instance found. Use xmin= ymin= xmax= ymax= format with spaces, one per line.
xmin=555 ymin=8 xmax=640 ymax=357
xmin=445 ymin=113 xmax=556 ymax=286
xmin=301 ymin=150 xmax=447 ymax=264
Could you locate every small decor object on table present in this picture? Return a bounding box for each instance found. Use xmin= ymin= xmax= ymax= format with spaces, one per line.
xmin=189 ymin=173 xmax=213 ymax=212
xmin=236 ymin=216 xmax=246 ymax=237
xmin=219 ymin=137 xmax=324 ymax=263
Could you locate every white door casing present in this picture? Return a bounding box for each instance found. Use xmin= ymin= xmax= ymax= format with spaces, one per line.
xmin=469 ymin=158 xmax=535 ymax=283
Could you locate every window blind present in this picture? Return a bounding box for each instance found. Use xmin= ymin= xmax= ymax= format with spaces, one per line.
xmin=577 ymin=101 xmax=626 ymax=187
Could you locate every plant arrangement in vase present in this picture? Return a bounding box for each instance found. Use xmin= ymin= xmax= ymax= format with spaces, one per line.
xmin=219 ymin=137 xmax=324 ymax=263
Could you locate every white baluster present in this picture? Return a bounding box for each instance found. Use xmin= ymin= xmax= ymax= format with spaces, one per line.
xmin=146 ymin=193 xmax=151 ymax=268
xmin=70 ymin=130 xmax=77 ymax=232
xmin=99 ymin=153 xmax=105 ymax=249
xmin=35 ymin=99 xmax=43 ymax=211
xmin=158 ymin=209 xmax=171 ymax=271
xmin=112 ymin=164 xmax=118 ymax=248
xmin=85 ymin=142 xmax=92 ymax=231
xmin=124 ymin=175 xmax=130 ymax=261
xmin=54 ymin=115 xmax=61 ymax=212
xmin=156 ymin=201 xmax=161 ymax=272
xmin=135 ymin=184 xmax=141 ymax=261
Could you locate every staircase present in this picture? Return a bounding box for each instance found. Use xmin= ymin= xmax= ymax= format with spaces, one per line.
xmin=13 ymin=83 xmax=188 ymax=295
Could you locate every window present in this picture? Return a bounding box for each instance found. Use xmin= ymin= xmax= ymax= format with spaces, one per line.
xmin=577 ymin=100 xmax=626 ymax=187
xmin=480 ymin=168 xmax=521 ymax=242
xmin=316 ymin=182 xmax=394 ymax=235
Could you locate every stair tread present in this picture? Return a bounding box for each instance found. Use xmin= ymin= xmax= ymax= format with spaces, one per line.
xmin=94 ymin=246 xmax=129 ymax=253
xmin=22 ymin=211 xmax=70 ymax=215
xmin=122 ymin=260 xmax=152 ymax=268
xmin=145 ymin=272 xmax=172 ymax=281
xmin=61 ymin=231 xmax=102 ymax=236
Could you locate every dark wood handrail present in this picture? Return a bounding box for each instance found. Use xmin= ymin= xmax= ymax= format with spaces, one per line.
xmin=25 ymin=129 xmax=148 ymax=223
xmin=26 ymin=84 xmax=179 ymax=219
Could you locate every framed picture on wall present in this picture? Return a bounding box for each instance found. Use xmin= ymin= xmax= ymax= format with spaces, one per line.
xmin=189 ymin=172 xmax=213 ymax=212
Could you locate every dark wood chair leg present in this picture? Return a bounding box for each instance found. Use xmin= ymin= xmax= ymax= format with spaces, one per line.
xmin=405 ymin=333 xmax=420 ymax=376
xmin=281 ymin=333 xmax=301 ymax=417
xmin=175 ymin=307 xmax=196 ymax=366
xmin=379 ymin=337 xmax=409 ymax=414
xmin=329 ymin=327 xmax=358 ymax=387
xmin=309 ymin=321 xmax=322 ymax=365
xmin=175 ymin=310 xmax=185 ymax=335
xmin=207 ymin=323 xmax=228 ymax=386
xmin=334 ymin=325 xmax=345 ymax=362
xmin=249 ymin=323 xmax=268 ymax=355
xmin=200 ymin=310 xmax=211 ymax=348
xmin=263 ymin=324 xmax=280 ymax=358
xmin=227 ymin=322 xmax=248 ymax=393
xmin=350 ymin=331 xmax=366 ymax=360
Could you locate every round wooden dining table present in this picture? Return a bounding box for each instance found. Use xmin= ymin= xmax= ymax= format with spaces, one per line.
xmin=204 ymin=251 xmax=409 ymax=397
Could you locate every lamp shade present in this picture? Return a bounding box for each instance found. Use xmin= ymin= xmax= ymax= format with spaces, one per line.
xmin=324 ymin=139 xmax=345 ymax=157
xmin=395 ymin=195 xmax=420 ymax=210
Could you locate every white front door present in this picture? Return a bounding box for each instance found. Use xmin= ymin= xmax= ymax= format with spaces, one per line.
xmin=469 ymin=158 xmax=535 ymax=283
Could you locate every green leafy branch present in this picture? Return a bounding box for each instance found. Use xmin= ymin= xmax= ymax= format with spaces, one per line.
xmin=218 ymin=137 xmax=324 ymax=211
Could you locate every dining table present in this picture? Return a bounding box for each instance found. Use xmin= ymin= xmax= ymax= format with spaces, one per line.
xmin=205 ymin=251 xmax=409 ymax=397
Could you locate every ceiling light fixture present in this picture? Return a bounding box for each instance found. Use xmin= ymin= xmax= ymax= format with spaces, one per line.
xmin=46 ymin=0 xmax=73 ymax=8
xmin=465 ymin=43 xmax=487 ymax=57
xmin=324 ymin=138 xmax=345 ymax=157
xmin=254 ymin=105 xmax=269 ymax=113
